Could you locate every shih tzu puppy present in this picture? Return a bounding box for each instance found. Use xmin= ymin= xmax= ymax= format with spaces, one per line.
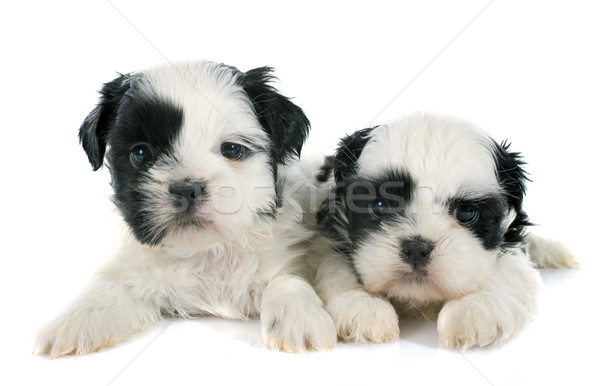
xmin=35 ymin=61 xmax=337 ymax=358
xmin=313 ymin=112 xmax=577 ymax=349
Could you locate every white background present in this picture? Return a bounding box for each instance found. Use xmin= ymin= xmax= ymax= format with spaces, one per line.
xmin=2 ymin=1 xmax=599 ymax=385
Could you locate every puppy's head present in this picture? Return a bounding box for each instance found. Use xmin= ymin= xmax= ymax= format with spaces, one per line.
xmin=79 ymin=61 xmax=309 ymax=248
xmin=318 ymin=112 xmax=530 ymax=303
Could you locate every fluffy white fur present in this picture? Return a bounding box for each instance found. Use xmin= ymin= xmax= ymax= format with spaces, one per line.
xmin=35 ymin=62 xmax=336 ymax=358
xmin=312 ymin=112 xmax=576 ymax=349
xmin=311 ymin=237 xmax=400 ymax=343
xmin=527 ymin=233 xmax=579 ymax=268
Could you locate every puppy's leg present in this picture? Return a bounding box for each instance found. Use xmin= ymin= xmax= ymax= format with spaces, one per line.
xmin=313 ymin=254 xmax=400 ymax=343
xmin=261 ymin=274 xmax=337 ymax=352
xmin=437 ymin=251 xmax=541 ymax=349
xmin=526 ymin=233 xmax=579 ymax=268
xmin=35 ymin=259 xmax=161 ymax=358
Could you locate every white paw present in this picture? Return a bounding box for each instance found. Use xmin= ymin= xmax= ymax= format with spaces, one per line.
xmin=437 ymin=296 xmax=519 ymax=349
xmin=261 ymin=300 xmax=337 ymax=352
xmin=327 ymin=290 xmax=400 ymax=343
xmin=35 ymin=308 xmax=118 ymax=358
xmin=35 ymin=295 xmax=159 ymax=358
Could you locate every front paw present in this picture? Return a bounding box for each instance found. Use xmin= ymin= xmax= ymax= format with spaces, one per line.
xmin=35 ymin=308 xmax=116 ymax=358
xmin=327 ymin=290 xmax=400 ymax=343
xmin=35 ymin=297 xmax=159 ymax=358
xmin=261 ymin=301 xmax=337 ymax=353
xmin=437 ymin=296 xmax=519 ymax=350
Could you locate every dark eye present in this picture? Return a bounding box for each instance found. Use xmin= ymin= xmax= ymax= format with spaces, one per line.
xmin=369 ymin=199 xmax=392 ymax=218
xmin=220 ymin=142 xmax=246 ymax=160
xmin=453 ymin=203 xmax=479 ymax=225
xmin=130 ymin=144 xmax=154 ymax=167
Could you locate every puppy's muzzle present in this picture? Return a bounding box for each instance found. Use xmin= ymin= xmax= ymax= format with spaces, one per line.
xmin=401 ymin=237 xmax=435 ymax=269
xmin=169 ymin=181 xmax=205 ymax=213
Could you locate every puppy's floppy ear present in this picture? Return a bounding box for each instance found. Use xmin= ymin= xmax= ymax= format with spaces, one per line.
xmin=79 ymin=73 xmax=133 ymax=171
xmin=237 ymin=67 xmax=310 ymax=164
xmin=317 ymin=184 xmax=352 ymax=255
xmin=333 ymin=127 xmax=375 ymax=181
xmin=491 ymin=139 xmax=532 ymax=245
xmin=316 ymin=126 xmax=376 ymax=256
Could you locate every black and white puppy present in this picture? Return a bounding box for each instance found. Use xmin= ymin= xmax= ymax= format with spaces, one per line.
xmin=313 ymin=112 xmax=577 ymax=349
xmin=35 ymin=61 xmax=336 ymax=357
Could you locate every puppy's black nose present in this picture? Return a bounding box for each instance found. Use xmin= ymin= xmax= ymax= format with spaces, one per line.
xmin=401 ymin=238 xmax=435 ymax=269
xmin=169 ymin=182 xmax=205 ymax=210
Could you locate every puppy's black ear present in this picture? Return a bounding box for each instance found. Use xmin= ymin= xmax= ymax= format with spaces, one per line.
xmin=333 ymin=127 xmax=375 ymax=181
xmin=492 ymin=140 xmax=532 ymax=246
xmin=316 ymin=127 xmax=375 ymax=257
xmin=317 ymin=184 xmax=352 ymax=255
xmin=316 ymin=155 xmax=335 ymax=183
xmin=237 ymin=67 xmax=310 ymax=164
xmin=79 ymin=73 xmax=132 ymax=171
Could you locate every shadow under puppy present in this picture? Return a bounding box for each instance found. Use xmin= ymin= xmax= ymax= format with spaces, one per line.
xmin=313 ymin=112 xmax=577 ymax=349
xmin=35 ymin=61 xmax=336 ymax=357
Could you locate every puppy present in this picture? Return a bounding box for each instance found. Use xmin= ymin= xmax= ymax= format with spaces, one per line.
xmin=313 ymin=112 xmax=577 ymax=349
xmin=35 ymin=61 xmax=336 ymax=357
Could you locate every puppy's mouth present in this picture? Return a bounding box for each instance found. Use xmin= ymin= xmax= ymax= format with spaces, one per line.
xmin=396 ymin=269 xmax=429 ymax=284
xmin=394 ymin=250 xmax=438 ymax=287
xmin=365 ymin=269 xmax=432 ymax=300
xmin=171 ymin=211 xmax=207 ymax=229
xmin=395 ymin=263 xmax=460 ymax=301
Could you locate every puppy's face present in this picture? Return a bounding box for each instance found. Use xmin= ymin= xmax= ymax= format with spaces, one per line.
xmin=319 ymin=113 xmax=529 ymax=304
xmin=79 ymin=61 xmax=309 ymax=248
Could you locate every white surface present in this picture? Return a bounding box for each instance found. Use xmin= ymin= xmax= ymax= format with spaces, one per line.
xmin=2 ymin=1 xmax=598 ymax=385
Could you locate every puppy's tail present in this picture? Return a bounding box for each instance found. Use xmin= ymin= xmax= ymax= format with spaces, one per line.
xmin=525 ymin=233 xmax=579 ymax=268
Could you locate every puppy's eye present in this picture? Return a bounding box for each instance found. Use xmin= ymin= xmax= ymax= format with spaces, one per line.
xmin=369 ymin=199 xmax=392 ymax=218
xmin=220 ymin=142 xmax=246 ymax=160
xmin=453 ymin=204 xmax=479 ymax=225
xmin=130 ymin=144 xmax=154 ymax=167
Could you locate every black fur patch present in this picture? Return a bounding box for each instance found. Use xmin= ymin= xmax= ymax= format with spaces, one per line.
xmin=491 ymin=139 xmax=532 ymax=248
xmin=108 ymin=94 xmax=184 ymax=245
xmin=447 ymin=194 xmax=508 ymax=250
xmin=79 ymin=73 xmax=185 ymax=245
xmin=318 ymin=169 xmax=414 ymax=256
xmin=316 ymin=155 xmax=335 ymax=183
xmin=79 ymin=73 xmax=136 ymax=170
xmin=235 ymin=67 xmax=310 ymax=165
xmin=267 ymin=317 xmax=279 ymax=333
xmin=333 ymin=127 xmax=375 ymax=181
xmin=345 ymin=170 xmax=413 ymax=244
